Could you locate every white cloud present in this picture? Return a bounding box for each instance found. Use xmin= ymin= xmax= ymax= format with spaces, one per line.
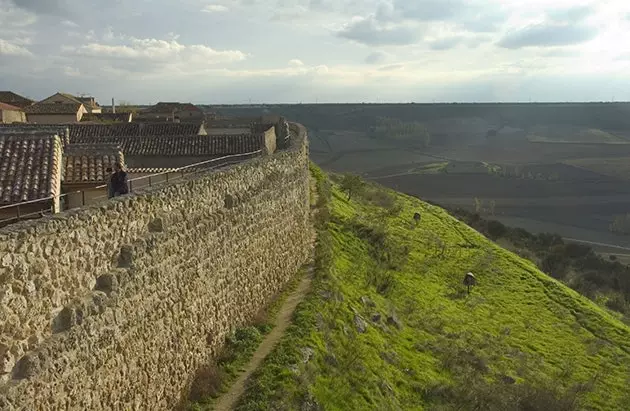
xmin=288 ymin=59 xmax=305 ymax=66
xmin=0 ymin=38 xmax=32 ymax=56
xmin=65 ymin=36 xmax=247 ymax=66
xmin=202 ymin=4 xmax=228 ymax=13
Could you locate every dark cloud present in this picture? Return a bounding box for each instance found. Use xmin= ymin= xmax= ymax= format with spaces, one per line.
xmin=365 ymin=51 xmax=387 ymax=64
xmin=11 ymin=0 xmax=73 ymax=16
xmin=429 ymin=36 xmax=463 ymax=51
xmin=498 ymin=23 xmax=598 ymax=49
xmin=337 ymin=17 xmax=422 ymax=46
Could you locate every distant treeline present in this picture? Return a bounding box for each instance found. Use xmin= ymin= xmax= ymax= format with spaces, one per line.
xmin=213 ymin=103 xmax=630 ymax=133
xmin=368 ymin=117 xmax=431 ymax=147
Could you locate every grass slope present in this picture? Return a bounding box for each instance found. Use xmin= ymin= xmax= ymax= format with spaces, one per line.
xmin=236 ymin=166 xmax=630 ymax=411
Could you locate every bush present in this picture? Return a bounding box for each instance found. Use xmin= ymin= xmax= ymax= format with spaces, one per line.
xmin=487 ymin=220 xmax=508 ymax=240
xmin=366 ymin=265 xmax=397 ymax=295
xmin=188 ymin=363 xmax=224 ymax=403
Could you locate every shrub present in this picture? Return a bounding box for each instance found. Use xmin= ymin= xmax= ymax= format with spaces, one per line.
xmin=188 ymin=363 xmax=224 ymax=402
xmin=487 ymin=220 xmax=508 ymax=239
xmin=366 ymin=265 xmax=397 ymax=295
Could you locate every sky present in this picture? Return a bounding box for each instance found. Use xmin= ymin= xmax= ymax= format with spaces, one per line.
xmin=1 ymin=0 xmax=630 ymax=104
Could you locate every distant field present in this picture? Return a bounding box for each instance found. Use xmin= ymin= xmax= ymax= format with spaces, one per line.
xmin=527 ymin=126 xmax=630 ymax=144
xmin=565 ymin=157 xmax=630 ymax=180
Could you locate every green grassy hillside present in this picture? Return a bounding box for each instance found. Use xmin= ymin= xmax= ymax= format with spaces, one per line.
xmin=236 ymin=166 xmax=630 ymax=411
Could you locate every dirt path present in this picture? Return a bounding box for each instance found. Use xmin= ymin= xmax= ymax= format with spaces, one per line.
xmin=212 ymin=270 xmax=313 ymax=411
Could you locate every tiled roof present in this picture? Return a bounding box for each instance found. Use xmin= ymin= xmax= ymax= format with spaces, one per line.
xmin=58 ymin=93 xmax=84 ymax=105
xmin=81 ymin=112 xmax=132 ymax=123
xmin=72 ymin=134 xmax=264 ymax=156
xmin=62 ymin=144 xmax=124 ymax=184
xmin=24 ymin=103 xmax=83 ymax=114
xmin=0 ymin=91 xmax=34 ymax=109
xmin=76 ymin=97 xmax=100 ymax=109
xmin=0 ymin=102 xmax=22 ymax=111
xmin=0 ymin=125 xmax=71 ymax=145
xmin=0 ymin=134 xmax=62 ymax=204
xmin=68 ymin=122 xmax=203 ymax=138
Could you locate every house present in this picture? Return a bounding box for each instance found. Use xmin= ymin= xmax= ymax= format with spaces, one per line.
xmin=75 ymin=96 xmax=101 ymax=114
xmin=0 ymin=102 xmax=26 ymax=123
xmin=139 ymin=102 xmax=206 ymax=123
xmin=24 ymin=102 xmax=87 ymax=124
xmin=0 ymin=134 xmax=63 ymax=225
xmin=62 ymin=144 xmax=124 ymax=208
xmin=0 ymin=91 xmax=34 ymax=109
xmin=81 ymin=112 xmax=133 ymax=123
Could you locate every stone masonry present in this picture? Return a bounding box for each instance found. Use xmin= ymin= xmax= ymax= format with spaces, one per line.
xmin=0 ymin=124 xmax=312 ymax=410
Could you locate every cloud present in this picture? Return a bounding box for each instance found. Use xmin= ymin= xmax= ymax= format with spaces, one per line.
xmin=337 ymin=16 xmax=422 ymax=46
xmin=429 ymin=36 xmax=463 ymax=51
xmin=10 ymin=0 xmax=72 ymax=16
xmin=392 ymin=0 xmax=464 ymax=22
xmin=498 ymin=23 xmax=598 ymax=49
xmin=378 ymin=63 xmax=404 ymax=71
xmin=61 ymin=36 xmax=248 ymax=76
xmin=0 ymin=38 xmax=31 ymax=56
xmin=547 ymin=5 xmax=595 ymax=22
xmin=288 ymin=59 xmax=304 ymax=66
xmin=202 ymin=4 xmax=228 ymax=13
xmin=365 ymin=51 xmax=387 ymax=64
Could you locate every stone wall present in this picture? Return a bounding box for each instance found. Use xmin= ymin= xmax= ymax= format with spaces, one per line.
xmin=0 ymin=124 xmax=312 ymax=410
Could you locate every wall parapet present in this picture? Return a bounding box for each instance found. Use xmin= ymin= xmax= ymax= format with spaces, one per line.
xmin=0 ymin=123 xmax=312 ymax=410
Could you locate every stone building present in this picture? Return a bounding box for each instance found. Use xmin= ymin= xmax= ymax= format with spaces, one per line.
xmin=0 ymin=102 xmax=26 ymax=123
xmin=24 ymin=102 xmax=87 ymax=124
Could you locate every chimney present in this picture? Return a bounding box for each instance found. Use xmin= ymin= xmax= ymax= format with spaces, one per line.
xmin=112 ymin=98 xmax=116 ymax=114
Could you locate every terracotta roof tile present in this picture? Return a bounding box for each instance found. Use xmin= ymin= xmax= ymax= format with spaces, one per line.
xmin=0 ymin=125 xmax=71 ymax=145
xmin=81 ymin=112 xmax=132 ymax=123
xmin=62 ymin=144 xmax=125 ymax=184
xmin=68 ymin=122 xmax=202 ymax=138
xmin=0 ymin=134 xmax=62 ymax=204
xmin=24 ymin=103 xmax=82 ymax=114
xmin=72 ymin=134 xmax=264 ymax=156
xmin=0 ymin=91 xmax=34 ymax=109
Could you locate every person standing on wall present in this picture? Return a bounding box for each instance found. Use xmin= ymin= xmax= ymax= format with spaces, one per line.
xmin=110 ymin=162 xmax=129 ymax=197
xmin=106 ymin=167 xmax=115 ymax=199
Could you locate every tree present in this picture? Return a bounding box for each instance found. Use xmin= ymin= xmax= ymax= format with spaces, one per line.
xmin=474 ymin=197 xmax=483 ymax=213
xmin=340 ymin=174 xmax=364 ymax=200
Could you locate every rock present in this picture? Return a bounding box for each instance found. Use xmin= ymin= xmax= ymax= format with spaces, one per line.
xmin=386 ymin=313 xmax=402 ymax=329
xmin=500 ymin=374 xmax=516 ymax=384
xmin=371 ymin=313 xmax=382 ymax=323
xmin=95 ymin=274 xmax=118 ymax=294
xmin=0 ymin=344 xmax=15 ymax=375
xmin=354 ymin=314 xmax=367 ymax=333
xmin=118 ymin=245 xmax=134 ymax=268
xmin=52 ymin=306 xmax=76 ymax=333
xmin=300 ymin=347 xmax=314 ymax=364
xmin=148 ymin=218 xmax=164 ymax=233
xmin=13 ymin=353 xmax=39 ymax=379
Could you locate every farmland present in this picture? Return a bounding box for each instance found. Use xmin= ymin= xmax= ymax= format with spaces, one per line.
xmin=215 ymin=103 xmax=630 ymax=252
